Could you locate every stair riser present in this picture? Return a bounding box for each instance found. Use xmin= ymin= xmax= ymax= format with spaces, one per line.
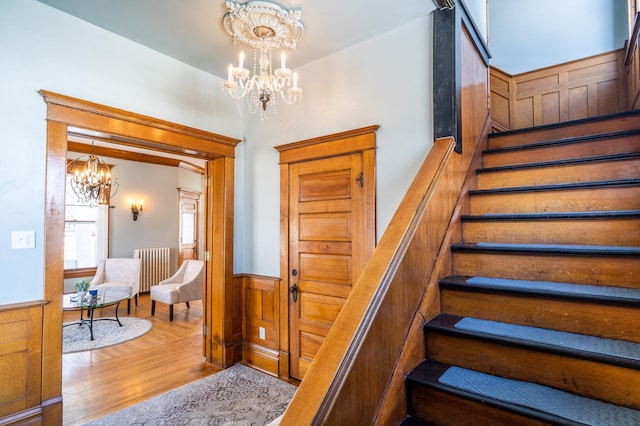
xmin=483 ymin=135 xmax=640 ymax=168
xmin=407 ymin=385 xmax=549 ymax=426
xmin=462 ymin=217 xmax=640 ymax=246
xmin=440 ymin=289 xmax=640 ymax=342
xmin=426 ymin=332 xmax=640 ymax=409
xmin=476 ymin=158 xmax=640 ymax=189
xmin=469 ymin=186 xmax=640 ymax=214
xmin=487 ymin=116 xmax=640 ymax=149
xmin=451 ymin=251 xmax=640 ymax=287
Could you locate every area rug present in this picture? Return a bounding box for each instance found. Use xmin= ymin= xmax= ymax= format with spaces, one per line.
xmin=63 ymin=317 xmax=153 ymax=354
xmin=85 ymin=363 xmax=297 ymax=425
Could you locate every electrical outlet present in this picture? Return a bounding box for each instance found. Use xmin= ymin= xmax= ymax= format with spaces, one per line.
xmin=12 ymin=231 xmax=35 ymax=249
xmin=259 ymin=327 xmax=266 ymax=340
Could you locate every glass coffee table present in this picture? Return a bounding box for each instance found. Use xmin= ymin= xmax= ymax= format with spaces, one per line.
xmin=63 ymin=291 xmax=129 ymax=341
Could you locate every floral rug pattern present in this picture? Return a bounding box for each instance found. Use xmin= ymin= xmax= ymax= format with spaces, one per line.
xmin=63 ymin=317 xmax=153 ymax=353
xmin=85 ymin=364 xmax=296 ymax=425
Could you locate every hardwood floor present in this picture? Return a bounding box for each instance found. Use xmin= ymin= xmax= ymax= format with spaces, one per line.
xmin=62 ymin=293 xmax=220 ymax=425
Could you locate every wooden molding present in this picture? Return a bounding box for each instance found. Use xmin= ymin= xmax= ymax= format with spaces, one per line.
xmin=40 ymin=90 xmax=240 ymax=148
xmin=63 ymin=267 xmax=97 ymax=280
xmin=274 ymin=125 xmax=379 ymax=164
xmin=0 ymin=299 xmax=48 ymax=313
xmin=67 ymin=141 xmax=183 ymax=168
xmin=34 ymin=90 xmax=238 ymax=425
xmin=40 ymin=90 xmax=241 ymax=159
xmin=179 ymin=161 xmax=205 ymax=175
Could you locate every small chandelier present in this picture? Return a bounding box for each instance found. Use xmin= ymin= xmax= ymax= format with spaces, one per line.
xmin=67 ymin=142 xmax=118 ymax=206
xmin=222 ymin=1 xmax=303 ymax=115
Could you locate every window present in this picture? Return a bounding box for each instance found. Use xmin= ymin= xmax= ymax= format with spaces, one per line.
xmin=64 ymin=175 xmax=109 ymax=270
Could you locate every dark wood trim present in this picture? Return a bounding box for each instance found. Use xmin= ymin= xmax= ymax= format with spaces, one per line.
xmin=625 ymin=12 xmax=640 ymax=66
xmin=433 ymin=0 xmax=490 ymax=153
xmin=433 ymin=7 xmax=459 ymax=151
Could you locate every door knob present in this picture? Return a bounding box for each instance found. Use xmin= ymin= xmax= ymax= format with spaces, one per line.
xmin=289 ymin=283 xmax=299 ymax=302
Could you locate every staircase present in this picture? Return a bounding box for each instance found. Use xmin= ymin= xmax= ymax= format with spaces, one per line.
xmin=403 ymin=112 xmax=640 ymax=425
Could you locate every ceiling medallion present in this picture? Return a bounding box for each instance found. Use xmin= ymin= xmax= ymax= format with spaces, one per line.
xmin=222 ymin=1 xmax=304 ymax=117
xmin=223 ymin=1 xmax=304 ymax=50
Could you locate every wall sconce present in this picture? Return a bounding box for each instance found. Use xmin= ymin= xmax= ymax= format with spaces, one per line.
xmin=130 ymin=199 xmax=144 ymax=221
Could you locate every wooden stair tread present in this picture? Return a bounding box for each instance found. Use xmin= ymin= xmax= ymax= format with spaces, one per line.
xmin=487 ymin=110 xmax=640 ymax=140
xmin=427 ymin=314 xmax=640 ymax=369
xmin=461 ymin=210 xmax=640 ymax=221
xmin=440 ymin=276 xmax=640 ymax=305
xmin=477 ymin=152 xmax=640 ymax=174
xmin=469 ymin=178 xmax=640 ymax=195
xmin=407 ymin=360 xmax=640 ymax=425
xmin=484 ymin=129 xmax=640 ymax=155
xmin=450 ymin=243 xmax=640 ymax=257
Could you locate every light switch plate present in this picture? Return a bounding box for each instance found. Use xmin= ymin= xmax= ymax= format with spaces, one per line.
xmin=259 ymin=327 xmax=266 ymax=340
xmin=12 ymin=231 xmax=35 ymax=249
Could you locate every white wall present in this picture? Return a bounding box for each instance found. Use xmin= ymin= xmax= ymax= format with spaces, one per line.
xmin=1 ymin=1 xmax=438 ymax=301
xmin=0 ymin=0 xmax=242 ymax=304
xmin=489 ymin=0 xmax=627 ymax=74
xmin=236 ymin=17 xmax=434 ymax=275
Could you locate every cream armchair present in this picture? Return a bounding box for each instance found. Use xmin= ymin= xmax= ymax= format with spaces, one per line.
xmin=150 ymin=260 xmax=204 ymax=321
xmin=90 ymin=258 xmax=141 ymax=314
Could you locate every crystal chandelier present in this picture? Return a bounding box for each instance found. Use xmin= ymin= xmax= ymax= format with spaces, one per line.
xmin=222 ymin=1 xmax=304 ymax=115
xmin=67 ymin=143 xmax=118 ymax=206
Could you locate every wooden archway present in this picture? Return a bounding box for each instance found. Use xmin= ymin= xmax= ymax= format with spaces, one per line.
xmin=40 ymin=90 xmax=240 ymax=421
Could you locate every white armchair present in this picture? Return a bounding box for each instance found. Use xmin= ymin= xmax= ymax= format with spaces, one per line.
xmin=90 ymin=258 xmax=141 ymax=314
xmin=150 ymin=260 xmax=204 ymax=321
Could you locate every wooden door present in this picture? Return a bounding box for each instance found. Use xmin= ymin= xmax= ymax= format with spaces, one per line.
xmin=288 ymin=153 xmax=369 ymax=379
xmin=178 ymin=188 xmax=200 ymax=265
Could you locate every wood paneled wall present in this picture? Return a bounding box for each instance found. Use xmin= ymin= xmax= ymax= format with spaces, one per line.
xmin=491 ymin=50 xmax=626 ymax=131
xmin=236 ymin=274 xmax=280 ymax=376
xmin=626 ymin=11 xmax=640 ymax=110
xmin=0 ymin=302 xmax=45 ymax=425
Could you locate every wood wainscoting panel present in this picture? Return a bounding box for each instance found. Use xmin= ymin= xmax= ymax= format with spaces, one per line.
xmin=490 ymin=67 xmax=512 ymax=132
xmin=0 ymin=303 xmax=43 ymax=422
xmin=240 ymin=274 xmax=280 ymax=376
xmin=491 ymin=49 xmax=626 ymax=131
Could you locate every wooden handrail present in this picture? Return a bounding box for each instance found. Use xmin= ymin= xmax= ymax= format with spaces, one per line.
xmin=280 ymin=136 xmax=458 ymax=424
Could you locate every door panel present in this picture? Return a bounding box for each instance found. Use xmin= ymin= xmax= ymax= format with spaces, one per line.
xmin=289 ymin=154 xmax=365 ymax=379
xmin=178 ymin=188 xmax=201 ymax=265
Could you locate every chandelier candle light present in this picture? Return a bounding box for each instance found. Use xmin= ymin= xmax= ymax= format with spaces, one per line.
xmin=222 ymin=1 xmax=303 ymax=115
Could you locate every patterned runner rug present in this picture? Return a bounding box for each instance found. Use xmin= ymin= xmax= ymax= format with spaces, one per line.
xmin=85 ymin=364 xmax=296 ymax=425
xmin=63 ymin=317 xmax=153 ymax=353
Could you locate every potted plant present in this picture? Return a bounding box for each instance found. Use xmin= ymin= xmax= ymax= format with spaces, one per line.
xmin=74 ymin=280 xmax=90 ymax=300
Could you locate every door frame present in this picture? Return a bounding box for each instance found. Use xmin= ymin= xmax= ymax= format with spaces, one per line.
xmin=40 ymin=91 xmax=240 ymax=419
xmin=274 ymin=125 xmax=378 ymax=378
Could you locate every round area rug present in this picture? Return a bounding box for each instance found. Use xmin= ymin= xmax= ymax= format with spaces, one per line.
xmin=63 ymin=317 xmax=152 ymax=354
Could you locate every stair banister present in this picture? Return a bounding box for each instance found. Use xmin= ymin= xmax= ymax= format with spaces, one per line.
xmin=279 ymin=2 xmax=490 ymax=422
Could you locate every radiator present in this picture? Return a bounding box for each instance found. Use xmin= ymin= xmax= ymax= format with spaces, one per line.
xmin=133 ymin=248 xmax=171 ymax=292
